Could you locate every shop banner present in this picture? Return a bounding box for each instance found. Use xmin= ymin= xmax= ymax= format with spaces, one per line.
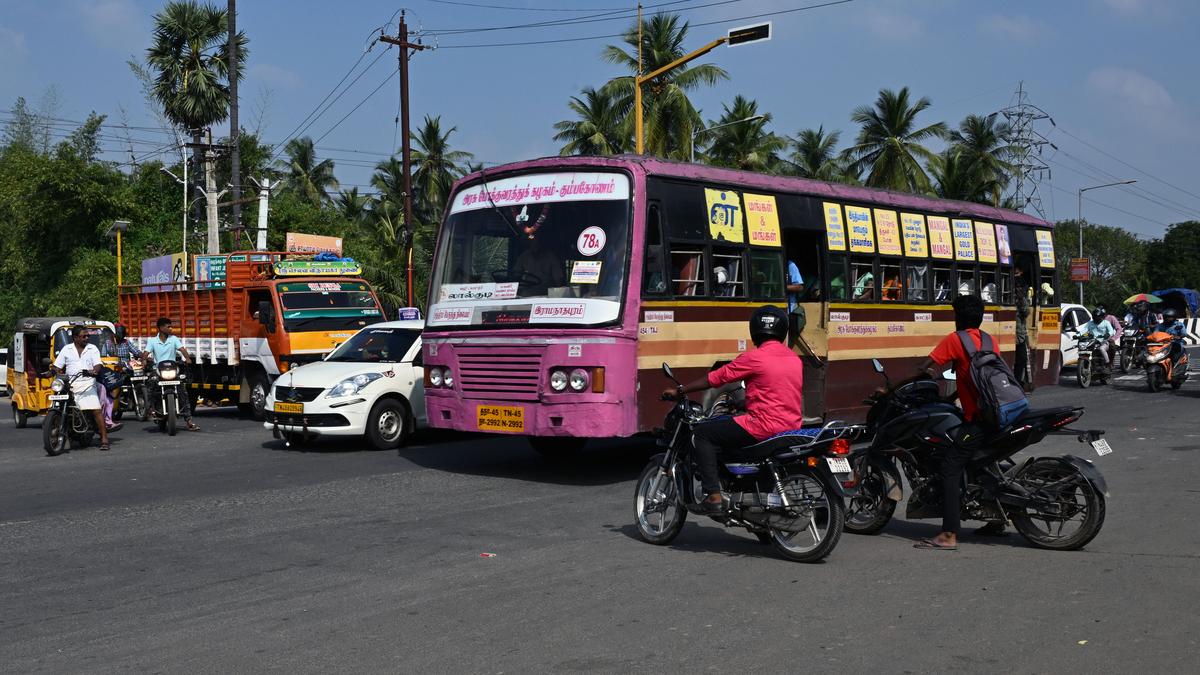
xmin=927 ymin=216 xmax=953 ymax=259
xmin=141 ymin=253 xmax=186 ymax=291
xmin=823 ymin=202 xmax=847 ymax=251
xmin=286 ymin=232 xmax=343 ymax=257
xmin=846 ymin=205 xmax=875 ymax=253
xmin=1036 ymin=230 xmax=1055 ymax=268
xmin=743 ymin=193 xmax=781 ymax=247
xmin=952 ymin=218 xmax=976 ymax=261
xmin=874 ymin=209 xmax=902 ymax=256
xmin=273 ymin=260 xmax=362 ymax=276
xmin=975 ymin=221 xmax=998 ymax=263
xmin=995 ymin=224 xmax=1012 ymax=264
xmin=704 ymin=188 xmax=744 ymax=243
xmin=193 ymin=254 xmax=227 ymax=289
xmin=900 ymin=212 xmax=928 ymax=258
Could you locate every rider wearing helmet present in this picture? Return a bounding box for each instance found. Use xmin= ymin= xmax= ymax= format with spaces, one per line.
xmin=1081 ymin=307 xmax=1116 ymax=373
xmin=113 ymin=322 xmax=143 ymax=370
xmin=1155 ymin=308 xmax=1187 ymax=366
xmin=663 ymin=305 xmax=805 ymax=515
xmin=1125 ymin=300 xmax=1156 ymax=333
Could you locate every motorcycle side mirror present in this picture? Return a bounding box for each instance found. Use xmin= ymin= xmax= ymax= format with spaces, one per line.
xmin=41 ymin=356 xmax=51 ymax=370
xmin=871 ymin=358 xmax=884 ymax=374
xmin=661 ymin=362 xmax=679 ymax=385
xmin=943 ymin=370 xmax=957 ymax=381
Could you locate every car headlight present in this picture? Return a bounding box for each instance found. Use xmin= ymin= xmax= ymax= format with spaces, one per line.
xmin=327 ymin=372 xmax=383 ymax=398
xmin=159 ymin=367 xmax=178 ymax=381
xmin=51 ymin=378 xmax=65 ymax=393
xmin=429 ymin=366 xmax=444 ymax=387
xmin=549 ymin=369 xmax=568 ymax=392
xmin=568 ymin=368 xmax=589 ymax=392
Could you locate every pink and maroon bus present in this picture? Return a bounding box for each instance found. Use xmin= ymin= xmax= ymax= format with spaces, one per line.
xmin=422 ymin=156 xmax=1061 ymax=455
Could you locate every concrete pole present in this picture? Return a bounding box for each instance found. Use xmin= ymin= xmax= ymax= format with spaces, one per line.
xmin=205 ymin=128 xmax=220 ymax=254
xmin=255 ymin=178 xmax=271 ymax=251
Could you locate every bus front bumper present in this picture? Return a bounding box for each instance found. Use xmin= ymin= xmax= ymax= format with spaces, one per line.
xmin=425 ymin=396 xmax=631 ymax=438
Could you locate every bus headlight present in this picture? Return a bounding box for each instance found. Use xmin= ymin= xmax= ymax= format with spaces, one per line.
xmin=443 ymin=368 xmax=454 ymax=387
xmin=549 ymin=369 xmax=568 ymax=392
xmin=568 ymin=368 xmax=589 ymax=392
xmin=429 ymin=366 xmax=444 ymax=387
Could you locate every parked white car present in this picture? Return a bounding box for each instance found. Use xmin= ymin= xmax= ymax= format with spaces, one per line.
xmin=264 ymin=320 xmax=425 ymax=449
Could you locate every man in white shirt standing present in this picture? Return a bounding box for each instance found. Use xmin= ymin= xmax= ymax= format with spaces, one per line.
xmin=51 ymin=326 xmax=110 ymax=450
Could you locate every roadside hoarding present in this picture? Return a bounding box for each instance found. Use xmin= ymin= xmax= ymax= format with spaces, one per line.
xmin=193 ymin=255 xmax=227 ymax=289
xmin=141 ymin=253 xmax=186 ymax=291
xmin=1070 ymin=258 xmax=1091 ymax=282
xmin=285 ymin=232 xmax=343 ymax=257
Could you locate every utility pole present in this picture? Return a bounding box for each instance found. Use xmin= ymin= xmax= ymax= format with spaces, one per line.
xmin=228 ymin=0 xmax=241 ymax=239
xmin=202 ymin=128 xmax=227 ymax=254
xmin=380 ymin=11 xmax=426 ymax=308
xmin=252 ymin=177 xmax=272 ymax=251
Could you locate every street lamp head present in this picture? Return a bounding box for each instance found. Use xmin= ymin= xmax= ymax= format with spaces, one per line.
xmin=105 ymin=219 xmax=130 ymax=238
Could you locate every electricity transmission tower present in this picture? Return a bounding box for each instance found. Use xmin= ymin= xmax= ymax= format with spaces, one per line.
xmin=1000 ymin=82 xmax=1055 ymax=218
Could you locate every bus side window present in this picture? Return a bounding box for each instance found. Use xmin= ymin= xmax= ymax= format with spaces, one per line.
xmin=957 ymin=266 xmax=977 ymax=296
xmin=711 ymin=247 xmax=745 ymax=298
xmin=671 ymin=247 xmax=706 ymax=296
xmin=851 ymin=258 xmax=875 ymax=301
xmin=980 ymin=267 xmax=998 ymax=303
xmin=880 ymin=259 xmax=902 ymax=301
xmin=1000 ymin=267 xmax=1014 ymax=305
xmin=906 ymin=262 xmax=929 ymax=302
xmin=643 ymin=204 xmax=668 ymax=295
xmin=1039 ymin=272 xmax=1056 ymax=305
xmin=828 ymin=255 xmax=848 ymax=300
xmin=932 ymin=264 xmax=953 ymax=303
xmin=748 ymin=251 xmax=783 ymax=300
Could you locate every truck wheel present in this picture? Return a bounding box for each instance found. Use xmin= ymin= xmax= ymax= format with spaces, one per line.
xmin=240 ymin=373 xmax=269 ymax=421
xmin=366 ymin=398 xmax=408 ymax=450
xmin=13 ymin=405 xmax=29 ymax=429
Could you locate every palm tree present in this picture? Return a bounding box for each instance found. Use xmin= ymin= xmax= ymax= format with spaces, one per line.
xmin=276 ymin=137 xmax=338 ymax=205
xmin=947 ymin=113 xmax=1014 ymax=206
xmin=602 ymin=13 xmax=728 ymax=159
xmin=411 ymin=115 xmax=472 ymax=225
xmin=930 ymin=148 xmax=1005 ymax=203
xmin=843 ymin=87 xmax=947 ymax=193
xmin=702 ymin=96 xmax=786 ymax=172
xmin=554 ymin=87 xmax=628 ymax=156
xmin=787 ymin=126 xmax=854 ymax=181
xmin=336 ymin=187 xmax=370 ymax=224
xmin=146 ymin=1 xmax=247 ymax=154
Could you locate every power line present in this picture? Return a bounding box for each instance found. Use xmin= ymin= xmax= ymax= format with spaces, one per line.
xmin=1045 ymin=154 xmax=1200 ymax=221
xmin=1054 ymin=125 xmax=1200 ymax=204
xmin=312 ymin=70 xmax=399 ymax=146
xmin=424 ymin=0 xmax=634 ymax=11
xmin=423 ymin=0 xmax=703 ymax=36
xmin=1046 ymin=146 xmax=1200 ymax=220
xmin=1047 ymin=183 xmax=1168 ymax=228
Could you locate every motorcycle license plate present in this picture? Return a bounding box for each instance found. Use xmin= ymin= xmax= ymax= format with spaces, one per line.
xmin=274 ymin=402 xmax=303 ymax=414
xmin=1091 ymin=439 xmax=1114 ymax=457
xmin=826 ymin=457 xmax=852 ymax=473
xmin=48 ymin=395 xmax=69 ymax=401
xmin=159 ymin=381 xmax=181 ymax=386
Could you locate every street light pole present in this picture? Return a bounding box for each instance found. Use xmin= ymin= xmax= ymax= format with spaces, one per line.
xmin=1077 ymin=179 xmax=1136 ymax=305
xmin=690 ymin=114 xmax=766 ymax=163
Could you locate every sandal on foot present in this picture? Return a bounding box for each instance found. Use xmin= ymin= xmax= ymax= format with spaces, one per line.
xmin=186 ymin=421 xmax=201 ymax=432
xmin=99 ymin=443 xmax=111 ymax=451
xmin=914 ymin=538 xmax=957 ymax=550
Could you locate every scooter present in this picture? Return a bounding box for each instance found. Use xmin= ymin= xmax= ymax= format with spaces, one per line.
xmin=1144 ymin=332 xmax=1189 ymax=392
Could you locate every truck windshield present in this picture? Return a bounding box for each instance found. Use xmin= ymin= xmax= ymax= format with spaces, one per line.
xmin=278 ymin=282 xmax=384 ymax=322
xmin=326 ymin=327 xmax=420 ymax=363
xmin=427 ymin=171 xmax=631 ymax=328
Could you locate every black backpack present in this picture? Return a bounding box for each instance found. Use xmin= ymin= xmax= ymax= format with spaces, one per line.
xmin=957 ymin=330 xmax=1029 ymax=429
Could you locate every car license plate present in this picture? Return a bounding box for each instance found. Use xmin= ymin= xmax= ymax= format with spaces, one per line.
xmin=477 ymin=405 xmax=524 ymax=433
xmin=48 ymin=395 xmax=69 ymax=401
xmin=274 ymin=402 xmax=303 ymax=414
xmin=1091 ymin=438 xmax=1113 ymax=457
xmin=826 ymin=457 xmax=852 ymax=473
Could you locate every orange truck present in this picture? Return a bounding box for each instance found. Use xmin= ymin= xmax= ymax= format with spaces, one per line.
xmin=119 ymin=251 xmax=387 ymax=419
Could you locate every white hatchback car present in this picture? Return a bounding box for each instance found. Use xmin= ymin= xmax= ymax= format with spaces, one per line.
xmin=264 ymin=320 xmax=425 ymax=449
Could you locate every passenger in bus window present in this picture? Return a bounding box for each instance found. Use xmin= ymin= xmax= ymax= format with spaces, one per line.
xmin=933 ymin=266 xmax=953 ymax=302
xmin=853 ymin=270 xmax=874 ymax=300
xmin=829 ymin=271 xmax=846 ymax=300
xmin=880 ymin=263 xmax=901 ymax=301
xmin=907 ymin=263 xmax=928 ymax=302
xmin=957 ymin=270 xmax=976 ymax=296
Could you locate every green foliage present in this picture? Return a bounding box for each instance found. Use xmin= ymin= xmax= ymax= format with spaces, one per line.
xmin=843 ymin=87 xmax=948 ymax=193
xmin=36 ymin=248 xmax=118 ymax=319
xmin=554 ymin=87 xmax=628 ymax=156
xmin=700 ymin=95 xmax=785 ymax=171
xmin=277 ymin=137 xmax=338 ymax=206
xmin=1053 ymin=220 xmax=1150 ymax=311
xmin=1145 ymin=221 xmax=1200 ymax=291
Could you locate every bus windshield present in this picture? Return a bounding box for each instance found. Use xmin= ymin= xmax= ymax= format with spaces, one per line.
xmin=427 ymin=171 xmax=631 ymax=328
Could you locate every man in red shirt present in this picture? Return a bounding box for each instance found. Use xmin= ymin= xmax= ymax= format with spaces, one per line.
xmin=886 ymin=294 xmax=990 ymax=550
xmin=663 ymin=306 xmax=804 ymax=515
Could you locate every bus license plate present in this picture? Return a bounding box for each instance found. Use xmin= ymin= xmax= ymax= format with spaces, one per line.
xmin=48 ymin=395 xmax=69 ymax=401
xmin=477 ymin=405 xmax=524 ymax=433
xmin=1091 ymin=439 xmax=1113 ymax=457
xmin=826 ymin=457 xmax=852 ymax=473
xmin=274 ymin=402 xmax=303 ymax=414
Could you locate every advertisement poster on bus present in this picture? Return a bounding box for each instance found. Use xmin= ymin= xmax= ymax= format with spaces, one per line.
xmin=952 ymin=218 xmax=976 ymax=261
xmin=900 ymin=212 xmax=928 ymax=257
xmin=286 ymin=232 xmax=343 ymax=257
xmin=975 ymin=222 xmax=998 ymax=263
xmin=743 ymin=193 xmax=781 ymax=247
xmin=927 ymin=216 xmax=953 ymax=259
xmin=450 ymin=172 xmax=630 ymax=214
xmin=845 ymin=205 xmax=875 ymax=253
xmin=873 ymin=209 xmax=902 ymax=256
xmin=1036 ymin=230 xmax=1055 ymax=268
xmin=141 ymin=253 xmax=186 ymax=291
xmin=193 ymin=255 xmax=227 ymax=289
xmin=704 ymin=188 xmax=744 ymax=243
xmin=995 ymin=224 xmax=1012 ymax=264
xmin=823 ymin=202 xmax=846 ymax=251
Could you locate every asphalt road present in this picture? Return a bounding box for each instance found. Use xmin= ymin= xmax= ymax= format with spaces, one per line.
xmin=2 ymin=366 xmax=1199 ymax=673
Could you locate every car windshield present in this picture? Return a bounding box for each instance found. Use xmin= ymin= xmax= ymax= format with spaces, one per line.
xmin=427 ymin=171 xmax=631 ymax=328
xmin=53 ymin=326 xmax=117 ymax=357
xmin=326 ymin=327 xmax=420 ymax=363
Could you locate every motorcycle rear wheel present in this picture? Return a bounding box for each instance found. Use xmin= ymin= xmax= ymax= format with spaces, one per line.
xmin=43 ymin=410 xmax=68 ymax=456
xmin=768 ymin=470 xmax=845 ymax=563
xmin=844 ymin=462 xmax=898 ymax=535
xmin=633 ymin=460 xmax=686 ymax=545
xmin=1010 ymin=458 xmax=1105 ymax=551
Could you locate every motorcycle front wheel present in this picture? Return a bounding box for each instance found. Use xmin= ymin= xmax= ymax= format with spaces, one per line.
xmin=1077 ymin=358 xmax=1092 ymax=388
xmin=43 ymin=409 xmax=69 ymax=456
xmin=633 ymin=460 xmax=686 ymax=545
xmin=1010 ymin=458 xmax=1105 ymax=550
xmin=844 ymin=461 xmax=898 ymax=535
xmin=1146 ymin=366 xmax=1162 ymax=392
xmin=768 ymin=470 xmax=845 ymax=563
xmin=166 ymin=401 xmax=178 ymax=436
xmin=1119 ymin=347 xmax=1132 ymax=373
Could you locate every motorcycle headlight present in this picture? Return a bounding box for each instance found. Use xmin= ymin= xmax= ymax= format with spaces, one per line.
xmin=159 ymin=367 xmax=178 ymax=381
xmin=568 ymin=368 xmax=589 ymax=392
xmin=327 ymin=372 xmax=382 ymax=398
xmin=1146 ymin=351 xmax=1166 ymax=363
xmin=549 ymin=369 xmax=568 ymax=392
xmin=428 ymin=366 xmax=444 ymax=388
xmin=51 ymin=378 xmax=65 ymax=393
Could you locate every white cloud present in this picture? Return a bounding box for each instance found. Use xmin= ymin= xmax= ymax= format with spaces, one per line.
xmin=80 ymin=0 xmax=144 ymax=52
xmin=249 ymin=64 xmax=303 ymax=91
xmin=1087 ymin=67 xmax=1174 ymax=109
xmin=979 ymin=14 xmax=1051 ymax=42
xmin=0 ymin=24 xmax=27 ymax=59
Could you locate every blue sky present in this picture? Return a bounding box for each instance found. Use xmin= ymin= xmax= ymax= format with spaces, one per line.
xmin=2 ymin=0 xmax=1198 ymax=238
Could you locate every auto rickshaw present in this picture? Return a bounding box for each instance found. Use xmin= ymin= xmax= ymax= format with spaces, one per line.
xmin=8 ymin=317 xmax=118 ymax=428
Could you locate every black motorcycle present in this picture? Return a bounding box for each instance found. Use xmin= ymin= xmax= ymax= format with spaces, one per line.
xmin=43 ymin=372 xmax=100 ymax=456
xmin=632 ymin=363 xmax=862 ymax=563
xmin=150 ymin=360 xmax=187 ymax=436
xmin=1118 ymin=328 xmax=1145 ymax=374
xmin=118 ymin=362 xmax=151 ymax=422
xmin=1075 ymin=334 xmax=1109 ymax=388
xmin=845 ymin=359 xmax=1111 ymax=551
